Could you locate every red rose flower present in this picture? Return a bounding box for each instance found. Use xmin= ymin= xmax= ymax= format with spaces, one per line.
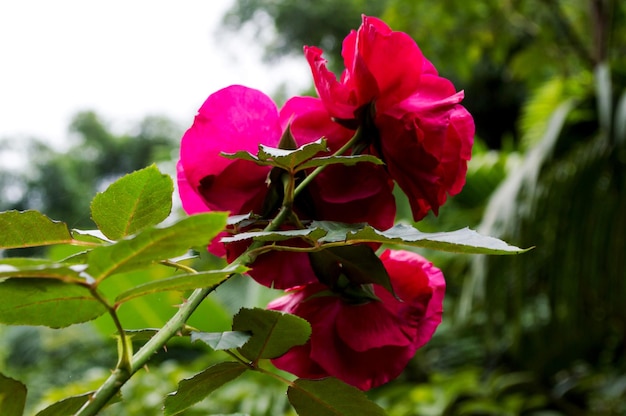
xmin=268 ymin=249 xmax=445 ymax=390
xmin=177 ymin=85 xmax=395 ymax=288
xmin=305 ymin=15 xmax=474 ymax=221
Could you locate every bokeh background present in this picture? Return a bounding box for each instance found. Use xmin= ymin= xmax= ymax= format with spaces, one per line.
xmin=1 ymin=0 xmax=625 ymax=414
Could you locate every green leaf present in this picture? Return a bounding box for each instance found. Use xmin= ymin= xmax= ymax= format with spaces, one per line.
xmin=297 ymin=154 xmax=384 ymax=171
xmin=34 ymin=392 xmax=122 ymax=416
xmin=0 ymin=210 xmax=73 ymax=249
xmin=0 ymin=373 xmax=26 ymax=416
xmin=164 ymin=362 xmax=248 ymax=416
xmin=309 ymin=245 xmax=394 ymax=296
xmin=114 ymin=263 xmax=248 ymax=303
xmin=90 ymin=165 xmax=173 ymax=240
xmin=221 ymin=221 xmax=527 ymax=255
xmin=86 ymin=212 xmax=228 ymax=281
xmin=220 ymin=228 xmax=326 ymax=244
xmin=0 ymin=278 xmax=106 ymax=328
xmin=191 ymin=331 xmax=251 ymax=350
xmin=315 ymin=222 xmax=529 ymax=254
xmin=232 ymin=307 xmax=311 ymax=362
xmin=287 ymin=378 xmax=386 ymax=416
xmin=0 ymin=260 xmax=88 ymax=284
xmin=222 ymin=139 xmax=329 ymax=171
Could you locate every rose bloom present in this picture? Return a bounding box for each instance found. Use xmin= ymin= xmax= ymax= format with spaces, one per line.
xmin=305 ymin=15 xmax=475 ymax=221
xmin=177 ymin=85 xmax=395 ymax=288
xmin=268 ymin=249 xmax=445 ymax=390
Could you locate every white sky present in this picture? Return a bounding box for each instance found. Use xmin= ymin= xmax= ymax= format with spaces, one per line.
xmin=0 ymin=0 xmax=310 ymax=148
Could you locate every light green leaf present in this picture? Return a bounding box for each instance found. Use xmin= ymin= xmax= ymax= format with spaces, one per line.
xmin=191 ymin=331 xmax=251 ymax=350
xmin=0 ymin=210 xmax=73 ymax=249
xmin=114 ymin=263 xmax=248 ymax=303
xmin=232 ymin=308 xmax=311 ymax=362
xmin=90 ymin=165 xmax=174 ymax=240
xmin=0 ymin=373 xmax=26 ymax=416
xmin=297 ymin=154 xmax=384 ymax=171
xmin=164 ymin=362 xmax=248 ymax=416
xmin=287 ymin=378 xmax=386 ymax=416
xmin=86 ymin=212 xmax=228 ymax=281
xmin=0 ymin=278 xmax=106 ymax=328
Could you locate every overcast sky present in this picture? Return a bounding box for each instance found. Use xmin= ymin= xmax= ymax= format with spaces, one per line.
xmin=0 ymin=0 xmax=310 ymax=148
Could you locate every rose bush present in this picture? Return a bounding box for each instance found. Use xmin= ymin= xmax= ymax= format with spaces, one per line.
xmin=268 ymin=249 xmax=446 ymax=390
xmin=305 ymin=15 xmax=475 ymax=221
xmin=177 ymin=85 xmax=395 ymax=288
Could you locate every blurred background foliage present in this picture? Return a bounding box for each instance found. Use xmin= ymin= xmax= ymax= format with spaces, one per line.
xmin=1 ymin=0 xmax=625 ymax=414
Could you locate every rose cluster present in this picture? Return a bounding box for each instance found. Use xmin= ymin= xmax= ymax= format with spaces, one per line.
xmin=178 ymin=16 xmax=474 ymax=390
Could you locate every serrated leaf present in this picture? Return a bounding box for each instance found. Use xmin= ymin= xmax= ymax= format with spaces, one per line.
xmin=222 ymin=222 xmax=527 ymax=255
xmin=90 ymin=165 xmax=173 ymax=240
xmin=34 ymin=391 xmax=121 ymax=416
xmin=258 ymin=139 xmax=328 ymax=170
xmin=114 ymin=263 xmax=248 ymax=303
xmin=191 ymin=331 xmax=251 ymax=350
xmin=287 ymin=378 xmax=386 ymax=416
xmin=0 ymin=210 xmax=73 ymax=249
xmin=164 ymin=362 xmax=248 ymax=416
xmin=222 ymin=139 xmax=329 ymax=172
xmin=314 ymin=222 xmax=529 ymax=254
xmin=0 ymin=263 xmax=89 ymax=284
xmin=220 ymin=228 xmax=326 ymax=244
xmin=0 ymin=373 xmax=26 ymax=416
xmin=0 ymin=278 xmax=106 ymax=328
xmin=309 ymin=245 xmax=394 ymax=296
xmin=297 ymin=154 xmax=384 ymax=171
xmin=86 ymin=212 xmax=228 ymax=281
xmin=232 ymin=308 xmax=311 ymax=362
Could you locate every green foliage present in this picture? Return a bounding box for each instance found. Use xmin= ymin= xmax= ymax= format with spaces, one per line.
xmin=232 ymin=308 xmax=311 ymax=362
xmin=287 ymin=378 xmax=386 ymax=416
xmin=164 ymin=362 xmax=248 ymax=416
xmin=90 ymin=165 xmax=173 ymax=240
xmin=0 ymin=373 xmax=27 ymax=416
xmin=0 ymin=211 xmax=73 ymax=249
xmin=0 ymin=279 xmax=105 ymax=328
xmin=191 ymin=331 xmax=252 ymax=351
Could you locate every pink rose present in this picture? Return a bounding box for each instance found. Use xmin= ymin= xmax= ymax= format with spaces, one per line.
xmin=268 ymin=249 xmax=445 ymax=390
xmin=177 ymin=85 xmax=395 ymax=288
xmin=305 ymin=15 xmax=474 ymax=221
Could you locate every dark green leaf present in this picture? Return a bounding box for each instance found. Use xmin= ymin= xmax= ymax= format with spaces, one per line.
xmin=164 ymin=362 xmax=248 ymax=416
xmin=297 ymin=154 xmax=384 ymax=171
xmin=0 ymin=210 xmax=73 ymax=249
xmin=191 ymin=331 xmax=251 ymax=350
xmin=309 ymin=245 xmax=394 ymax=296
xmin=287 ymin=378 xmax=386 ymax=416
xmin=86 ymin=212 xmax=228 ymax=281
xmin=35 ymin=391 xmax=121 ymax=416
xmin=0 ymin=278 xmax=106 ymax=328
xmin=232 ymin=308 xmax=311 ymax=362
xmin=0 ymin=373 xmax=26 ymax=416
xmin=114 ymin=264 xmax=247 ymax=303
xmin=90 ymin=165 xmax=173 ymax=240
